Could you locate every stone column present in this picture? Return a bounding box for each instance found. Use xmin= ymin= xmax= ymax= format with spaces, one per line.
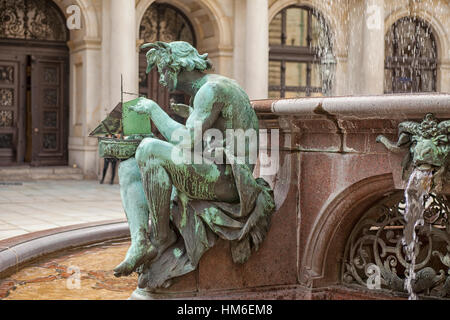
xmin=347 ymin=0 xmax=384 ymax=95
xmin=361 ymin=0 xmax=384 ymax=94
xmin=233 ymin=0 xmax=246 ymax=88
xmin=109 ymin=0 xmax=138 ymax=106
xmin=244 ymin=0 xmax=269 ymax=100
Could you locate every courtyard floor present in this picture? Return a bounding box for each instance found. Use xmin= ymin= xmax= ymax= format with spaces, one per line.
xmin=0 ymin=180 xmax=125 ymax=240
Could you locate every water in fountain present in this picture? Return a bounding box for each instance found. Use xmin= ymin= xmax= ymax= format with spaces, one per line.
xmin=403 ymin=168 xmax=433 ymax=300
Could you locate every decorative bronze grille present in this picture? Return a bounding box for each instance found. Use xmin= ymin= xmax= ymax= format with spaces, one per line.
xmin=0 ymin=88 xmax=13 ymax=107
xmin=342 ymin=191 xmax=450 ymax=299
xmin=385 ymin=17 xmax=437 ymax=93
xmin=0 ymin=65 xmax=14 ymax=83
xmin=0 ymin=0 xmax=68 ymax=41
xmin=139 ymin=3 xmax=195 ymax=45
xmin=0 ymin=110 xmax=13 ymax=127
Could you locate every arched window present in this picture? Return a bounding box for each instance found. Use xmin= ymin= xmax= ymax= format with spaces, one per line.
xmin=0 ymin=0 xmax=68 ymax=41
xmin=268 ymin=6 xmax=334 ymax=99
xmin=342 ymin=191 xmax=450 ymax=299
xmin=139 ymin=3 xmax=196 ymax=113
xmin=385 ymin=17 xmax=437 ymax=93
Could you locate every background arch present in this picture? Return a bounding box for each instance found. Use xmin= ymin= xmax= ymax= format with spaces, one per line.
xmin=299 ymin=174 xmax=396 ymax=288
xmin=385 ymin=7 xmax=449 ymax=65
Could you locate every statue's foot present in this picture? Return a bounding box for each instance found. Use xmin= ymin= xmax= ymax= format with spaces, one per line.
xmin=152 ymin=230 xmax=177 ymax=259
xmin=113 ymin=242 xmax=157 ymax=277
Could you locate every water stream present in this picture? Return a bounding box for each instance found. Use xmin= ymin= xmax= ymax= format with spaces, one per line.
xmin=403 ymin=168 xmax=433 ymax=300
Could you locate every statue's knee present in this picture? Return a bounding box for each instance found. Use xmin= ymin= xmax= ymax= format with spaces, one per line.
xmin=136 ymin=138 xmax=161 ymax=165
xmin=118 ymin=158 xmax=141 ymax=186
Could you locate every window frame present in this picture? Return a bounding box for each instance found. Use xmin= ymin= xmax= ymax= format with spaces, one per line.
xmin=268 ymin=5 xmax=332 ymax=98
xmin=384 ymin=17 xmax=438 ymax=94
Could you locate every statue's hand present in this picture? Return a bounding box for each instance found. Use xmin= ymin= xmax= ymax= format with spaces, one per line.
xmin=129 ymin=99 xmax=158 ymax=115
xmin=170 ymin=103 xmax=192 ymax=119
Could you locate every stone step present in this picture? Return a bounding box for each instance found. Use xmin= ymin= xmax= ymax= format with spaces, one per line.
xmin=0 ymin=166 xmax=84 ymax=181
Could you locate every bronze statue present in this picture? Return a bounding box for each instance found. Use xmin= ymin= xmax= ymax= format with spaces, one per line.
xmin=106 ymin=41 xmax=275 ymax=294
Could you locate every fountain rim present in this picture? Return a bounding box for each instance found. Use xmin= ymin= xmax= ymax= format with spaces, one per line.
xmin=252 ymin=93 xmax=450 ymax=119
xmin=0 ymin=220 xmax=129 ymax=278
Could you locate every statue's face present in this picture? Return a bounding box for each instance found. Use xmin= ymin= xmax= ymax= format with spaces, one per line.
xmin=158 ymin=65 xmax=179 ymax=91
xmin=410 ymin=134 xmax=450 ymax=171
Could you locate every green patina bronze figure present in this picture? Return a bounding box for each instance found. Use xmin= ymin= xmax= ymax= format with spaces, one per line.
xmin=377 ymin=113 xmax=450 ymax=192
xmin=97 ymin=41 xmax=275 ymax=294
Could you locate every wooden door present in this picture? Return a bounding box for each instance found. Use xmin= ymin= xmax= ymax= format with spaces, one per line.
xmin=0 ymin=53 xmax=26 ymax=165
xmin=30 ymin=54 xmax=68 ymax=166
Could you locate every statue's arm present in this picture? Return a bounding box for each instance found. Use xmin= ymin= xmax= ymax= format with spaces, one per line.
xmin=130 ymin=98 xmax=185 ymax=142
xmin=131 ymin=85 xmax=221 ymax=148
xmin=183 ymin=84 xmax=222 ymax=149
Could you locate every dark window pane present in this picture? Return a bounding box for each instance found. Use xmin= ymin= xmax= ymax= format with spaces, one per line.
xmin=0 ymin=134 xmax=12 ymax=148
xmin=43 ymin=133 xmax=57 ymax=150
xmin=44 ymin=111 xmax=57 ymax=128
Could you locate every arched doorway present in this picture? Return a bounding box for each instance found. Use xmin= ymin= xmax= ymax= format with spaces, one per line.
xmin=0 ymin=0 xmax=69 ymax=166
xmin=138 ymin=2 xmax=196 ymax=125
xmin=385 ymin=17 xmax=437 ymax=93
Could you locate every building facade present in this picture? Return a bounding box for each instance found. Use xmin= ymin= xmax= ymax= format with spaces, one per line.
xmin=0 ymin=0 xmax=449 ymax=177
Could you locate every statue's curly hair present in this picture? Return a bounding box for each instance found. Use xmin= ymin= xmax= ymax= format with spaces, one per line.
xmin=142 ymin=41 xmax=212 ymax=74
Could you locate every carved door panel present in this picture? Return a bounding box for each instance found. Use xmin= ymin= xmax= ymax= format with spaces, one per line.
xmin=0 ymin=53 xmax=26 ymax=165
xmin=30 ymin=55 xmax=68 ymax=166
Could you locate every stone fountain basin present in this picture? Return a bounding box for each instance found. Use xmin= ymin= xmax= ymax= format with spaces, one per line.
xmin=0 ymin=220 xmax=129 ymax=279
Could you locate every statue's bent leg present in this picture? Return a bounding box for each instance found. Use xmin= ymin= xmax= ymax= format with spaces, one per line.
xmin=139 ymin=156 xmax=177 ymax=255
xmin=136 ymin=137 xmax=239 ymax=203
xmin=113 ymin=158 xmax=156 ymax=277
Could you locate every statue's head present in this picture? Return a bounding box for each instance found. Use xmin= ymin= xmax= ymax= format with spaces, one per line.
xmin=141 ymin=41 xmax=212 ymax=91
xmin=377 ymin=113 xmax=450 ymax=191
xmin=399 ymin=114 xmax=450 ymax=171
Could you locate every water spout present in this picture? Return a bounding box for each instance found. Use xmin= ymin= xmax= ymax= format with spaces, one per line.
xmin=403 ymin=168 xmax=433 ymax=300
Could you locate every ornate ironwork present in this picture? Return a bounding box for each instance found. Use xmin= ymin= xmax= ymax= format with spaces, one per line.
xmin=0 ymin=88 xmax=13 ymax=107
xmin=0 ymin=0 xmax=68 ymax=41
xmin=342 ymin=191 xmax=450 ymax=299
xmin=43 ymin=133 xmax=56 ymax=149
xmin=0 ymin=110 xmax=13 ymax=127
xmin=385 ymin=17 xmax=437 ymax=93
xmin=139 ymin=3 xmax=195 ymax=45
xmin=0 ymin=65 xmax=14 ymax=83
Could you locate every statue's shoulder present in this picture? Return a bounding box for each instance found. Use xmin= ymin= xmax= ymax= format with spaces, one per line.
xmin=203 ymin=74 xmax=245 ymax=93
